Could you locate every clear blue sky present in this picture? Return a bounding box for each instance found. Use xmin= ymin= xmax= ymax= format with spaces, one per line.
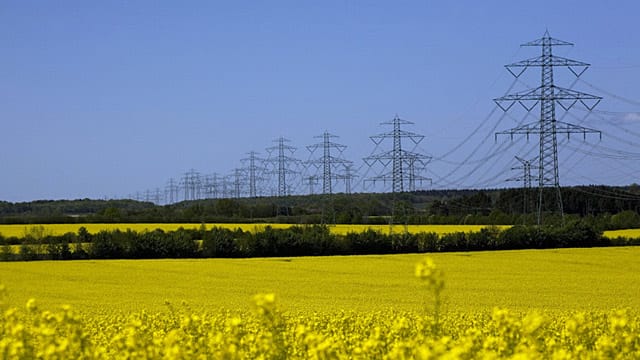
xmin=2 ymin=1 xmax=639 ymax=202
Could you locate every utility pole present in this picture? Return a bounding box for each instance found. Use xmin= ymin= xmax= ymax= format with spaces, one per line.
xmin=495 ymin=31 xmax=602 ymax=225
xmin=364 ymin=115 xmax=432 ymax=192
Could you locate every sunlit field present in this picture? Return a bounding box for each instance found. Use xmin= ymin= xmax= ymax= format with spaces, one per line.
xmin=1 ymin=247 xmax=638 ymax=315
xmin=602 ymin=228 xmax=640 ymax=239
xmin=1 ymin=247 xmax=639 ymax=358
xmin=0 ymin=223 xmax=509 ymax=238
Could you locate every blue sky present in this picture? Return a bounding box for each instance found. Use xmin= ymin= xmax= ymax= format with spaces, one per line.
xmin=1 ymin=1 xmax=639 ymax=202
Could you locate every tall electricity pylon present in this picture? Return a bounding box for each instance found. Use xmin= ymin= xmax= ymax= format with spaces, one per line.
xmin=306 ymin=131 xmax=352 ymax=195
xmin=143 ymin=189 xmax=152 ymax=203
xmin=181 ymin=169 xmax=202 ymax=201
xmin=364 ymin=115 xmax=432 ymax=193
xmin=165 ymin=178 xmax=179 ymax=204
xmin=266 ymin=137 xmax=300 ymax=197
xmin=201 ymin=174 xmax=220 ymax=199
xmin=229 ymin=168 xmax=244 ymax=199
xmin=241 ymin=151 xmax=266 ymax=198
xmin=219 ymin=175 xmax=232 ymax=199
xmin=341 ymin=164 xmax=357 ymax=194
xmin=495 ymin=31 xmax=602 ymax=224
xmin=152 ymin=188 xmax=163 ymax=205
xmin=303 ymin=175 xmax=320 ymax=195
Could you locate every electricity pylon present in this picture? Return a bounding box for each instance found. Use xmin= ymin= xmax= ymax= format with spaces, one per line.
xmin=241 ymin=151 xmax=266 ymax=198
xmin=364 ymin=115 xmax=432 ymax=193
xmin=336 ymin=163 xmax=357 ymax=194
xmin=303 ymin=175 xmax=320 ymax=195
xmin=201 ymin=173 xmax=220 ymax=199
xmin=165 ymin=178 xmax=179 ymax=204
xmin=495 ymin=31 xmax=602 ymax=224
xmin=152 ymin=188 xmax=163 ymax=205
xmin=507 ymin=156 xmax=539 ymax=215
xmin=265 ymin=137 xmax=300 ymax=197
xmin=306 ymin=131 xmax=352 ymax=195
xmin=229 ymin=168 xmax=244 ymax=199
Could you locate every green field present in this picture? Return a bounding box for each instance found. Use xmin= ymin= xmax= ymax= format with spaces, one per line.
xmin=1 ymin=246 xmax=638 ymax=315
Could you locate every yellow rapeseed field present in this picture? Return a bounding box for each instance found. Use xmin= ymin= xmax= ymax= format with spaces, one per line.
xmin=0 ymin=223 xmax=508 ymax=238
xmin=3 ymin=223 xmax=637 ymax=241
xmin=1 ymin=247 xmax=639 ymax=358
xmin=2 ymin=247 xmax=638 ymax=314
xmin=602 ymin=228 xmax=640 ymax=239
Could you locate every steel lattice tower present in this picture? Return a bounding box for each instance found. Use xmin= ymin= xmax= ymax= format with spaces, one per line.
xmin=266 ymin=137 xmax=300 ymax=197
xmin=507 ymin=156 xmax=539 ymax=215
xmin=152 ymin=188 xmax=163 ymax=205
xmin=507 ymin=156 xmax=538 ymax=189
xmin=181 ymin=169 xmax=202 ymax=201
xmin=229 ymin=168 xmax=244 ymax=199
xmin=220 ymin=175 xmax=232 ymax=198
xmin=495 ymin=31 xmax=602 ymax=224
xmin=306 ymin=131 xmax=352 ymax=195
xmin=165 ymin=178 xmax=179 ymax=204
xmin=143 ymin=189 xmax=152 ymax=203
xmin=200 ymin=174 xmax=217 ymax=199
xmin=341 ymin=164 xmax=357 ymax=194
xmin=241 ymin=151 xmax=265 ymax=198
xmin=303 ymin=175 xmax=320 ymax=194
xmin=364 ymin=115 xmax=432 ymax=193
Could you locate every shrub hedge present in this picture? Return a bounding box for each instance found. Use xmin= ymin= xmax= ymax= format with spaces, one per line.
xmin=0 ymin=223 xmax=619 ymax=261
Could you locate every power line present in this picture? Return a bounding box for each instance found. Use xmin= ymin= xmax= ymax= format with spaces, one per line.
xmin=363 ymin=115 xmax=432 ymax=192
xmin=165 ymin=178 xmax=179 ymax=204
xmin=265 ymin=137 xmax=301 ymax=197
xmin=495 ymin=30 xmax=602 ymax=225
xmin=241 ymin=151 xmax=266 ymax=198
xmin=306 ymin=131 xmax=352 ymax=195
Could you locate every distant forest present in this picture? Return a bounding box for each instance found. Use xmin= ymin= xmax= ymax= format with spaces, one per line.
xmin=2 ymin=185 xmax=640 ymax=229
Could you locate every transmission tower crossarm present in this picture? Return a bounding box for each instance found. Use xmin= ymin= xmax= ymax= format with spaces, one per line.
xmin=495 ymin=86 xmax=602 ymax=113
xmin=496 ymin=120 xmax=601 ymax=137
xmin=402 ymin=150 xmax=432 ymax=160
xmin=366 ymin=149 xmax=395 ymax=158
xmin=514 ymin=155 xmax=539 ymax=165
xmin=521 ymin=31 xmax=573 ymax=47
xmin=495 ymin=86 xmax=602 ymax=102
xmin=506 ymin=55 xmax=590 ymax=69
xmin=307 ymin=143 xmax=347 ymax=153
xmin=371 ymin=130 xmax=425 ymax=144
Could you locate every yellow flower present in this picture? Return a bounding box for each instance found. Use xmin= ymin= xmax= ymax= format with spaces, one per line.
xmin=26 ymin=298 xmax=37 ymax=312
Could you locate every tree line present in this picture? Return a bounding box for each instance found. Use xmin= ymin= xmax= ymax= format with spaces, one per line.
xmin=2 ymin=185 xmax=640 ymax=227
xmin=2 ymin=222 xmax=639 ymax=262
